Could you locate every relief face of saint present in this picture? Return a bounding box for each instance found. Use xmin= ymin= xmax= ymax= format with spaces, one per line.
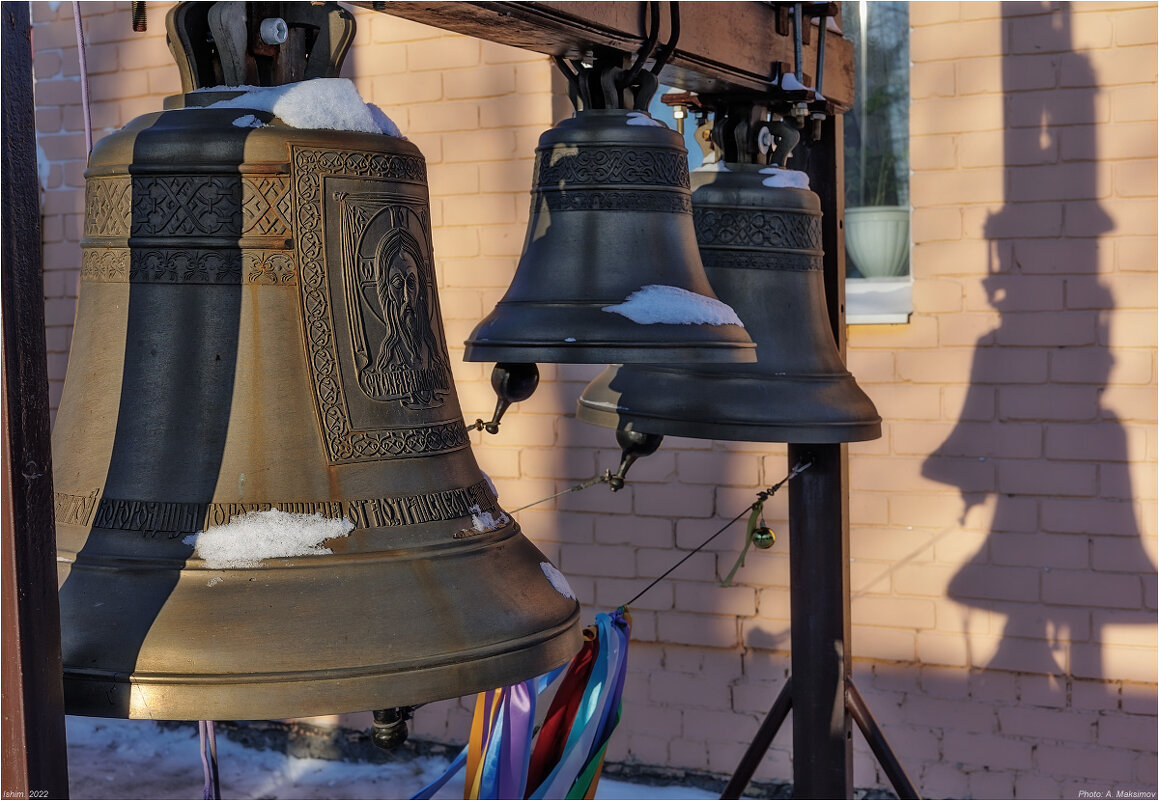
xmin=374 ymin=232 xmax=424 ymax=371
xmin=357 ymin=223 xmax=449 ymax=409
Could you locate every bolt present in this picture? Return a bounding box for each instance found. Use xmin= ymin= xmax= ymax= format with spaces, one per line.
xmin=259 ymin=17 xmax=289 ymax=46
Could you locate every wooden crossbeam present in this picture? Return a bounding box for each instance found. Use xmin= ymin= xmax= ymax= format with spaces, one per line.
xmin=359 ymin=1 xmax=854 ymax=110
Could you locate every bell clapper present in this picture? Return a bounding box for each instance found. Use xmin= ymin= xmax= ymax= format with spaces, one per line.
xmin=371 ymin=706 xmax=414 ymax=751
xmin=472 ymin=362 xmax=540 ymax=435
xmin=607 ymin=428 xmax=664 ymax=492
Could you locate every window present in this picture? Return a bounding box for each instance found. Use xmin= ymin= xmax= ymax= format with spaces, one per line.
xmin=842 ymin=0 xmax=912 ymax=323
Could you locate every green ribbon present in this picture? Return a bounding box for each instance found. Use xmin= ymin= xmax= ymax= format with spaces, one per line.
xmin=721 ymin=500 xmax=764 ymax=587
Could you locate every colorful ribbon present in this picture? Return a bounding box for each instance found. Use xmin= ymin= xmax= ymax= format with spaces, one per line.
xmin=412 ymin=609 xmax=631 ymax=801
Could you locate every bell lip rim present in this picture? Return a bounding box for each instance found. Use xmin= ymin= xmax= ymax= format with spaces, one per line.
xmin=463 ymin=342 xmax=758 ymax=365
xmin=604 ymin=364 xmax=864 ymax=381
xmin=575 ymin=402 xmax=884 ymax=444
xmin=60 ymin=607 xmax=583 ymax=721
xmin=61 ymin=606 xmax=580 ymax=688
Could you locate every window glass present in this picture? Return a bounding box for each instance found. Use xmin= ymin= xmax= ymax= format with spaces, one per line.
xmin=842 ymin=1 xmax=910 ymax=282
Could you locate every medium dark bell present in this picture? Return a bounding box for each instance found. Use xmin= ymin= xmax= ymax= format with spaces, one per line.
xmin=371 ymin=707 xmax=411 ymax=750
xmin=576 ymin=163 xmax=881 ymax=444
xmin=608 ymin=428 xmax=664 ymax=491
xmin=752 ymin=526 xmax=776 ymax=549
xmin=477 ymin=362 xmax=540 ymax=434
xmin=463 ymin=109 xmax=756 ymax=366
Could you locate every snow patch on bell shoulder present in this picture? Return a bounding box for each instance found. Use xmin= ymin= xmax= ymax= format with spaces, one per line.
xmin=759 ymin=165 xmax=811 ymax=189
xmin=202 ymin=78 xmax=402 ymax=137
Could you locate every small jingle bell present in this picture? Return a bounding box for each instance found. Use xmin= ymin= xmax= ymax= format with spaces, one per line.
xmin=752 ymin=526 xmax=776 ymax=549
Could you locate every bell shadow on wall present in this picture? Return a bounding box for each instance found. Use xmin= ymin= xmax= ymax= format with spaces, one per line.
xmin=922 ymin=2 xmax=1156 ymax=692
xmin=54 ymin=108 xmax=246 ymax=718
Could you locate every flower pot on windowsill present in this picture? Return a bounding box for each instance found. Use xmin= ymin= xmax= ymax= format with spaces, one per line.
xmin=844 ymin=205 xmax=910 ymax=278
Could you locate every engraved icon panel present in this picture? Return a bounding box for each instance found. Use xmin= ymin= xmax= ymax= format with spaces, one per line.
xmin=293 ymin=147 xmax=467 ymax=464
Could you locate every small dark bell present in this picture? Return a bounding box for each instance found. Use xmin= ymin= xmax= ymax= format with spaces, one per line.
xmin=371 ymin=707 xmax=411 ymax=751
xmin=463 ymin=109 xmax=756 ymax=366
xmin=752 ymin=527 xmax=775 ymax=549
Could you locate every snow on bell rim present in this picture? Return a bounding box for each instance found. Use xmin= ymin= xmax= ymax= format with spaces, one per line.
xmin=53 ymin=1 xmax=581 ymax=723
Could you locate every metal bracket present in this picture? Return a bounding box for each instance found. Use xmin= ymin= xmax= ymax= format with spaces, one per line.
xmin=554 ymin=1 xmax=678 ymax=112
xmin=165 ymin=1 xmax=356 ymax=92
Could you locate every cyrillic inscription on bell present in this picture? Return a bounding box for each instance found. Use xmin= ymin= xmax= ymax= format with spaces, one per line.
xmin=52 ymin=1 xmax=580 ymax=722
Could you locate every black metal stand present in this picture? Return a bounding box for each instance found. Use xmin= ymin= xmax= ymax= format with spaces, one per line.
xmin=720 ymin=446 xmax=918 ymax=800
xmin=721 ymin=680 xmax=792 ymax=799
xmin=847 ymin=681 xmax=918 ymax=797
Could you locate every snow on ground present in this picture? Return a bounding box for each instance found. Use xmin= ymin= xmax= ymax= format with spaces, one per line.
xmin=66 ymin=717 xmax=717 ymax=801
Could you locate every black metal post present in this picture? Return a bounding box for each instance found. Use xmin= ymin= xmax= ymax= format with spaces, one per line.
xmin=788 ymin=442 xmax=852 ymax=799
xmin=790 ymin=109 xmax=853 ymax=801
xmin=1 ymin=1 xmax=71 ymax=796
xmin=721 ymin=107 xmax=919 ymax=799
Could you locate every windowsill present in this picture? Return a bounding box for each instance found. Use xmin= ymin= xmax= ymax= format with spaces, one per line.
xmin=846 ymin=276 xmax=912 ymax=325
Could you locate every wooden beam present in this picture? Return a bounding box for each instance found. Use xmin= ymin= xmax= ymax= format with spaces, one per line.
xmin=1 ymin=2 xmax=70 ymax=797
xmin=360 ymin=1 xmax=854 ymax=109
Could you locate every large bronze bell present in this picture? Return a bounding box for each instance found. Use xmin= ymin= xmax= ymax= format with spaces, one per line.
xmin=577 ymin=160 xmax=881 ymax=443
xmin=52 ymin=2 xmax=580 ymax=721
xmin=463 ymin=65 xmax=755 ymax=366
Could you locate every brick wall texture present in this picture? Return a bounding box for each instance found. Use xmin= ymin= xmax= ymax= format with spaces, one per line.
xmin=32 ymin=2 xmax=1156 ymax=797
